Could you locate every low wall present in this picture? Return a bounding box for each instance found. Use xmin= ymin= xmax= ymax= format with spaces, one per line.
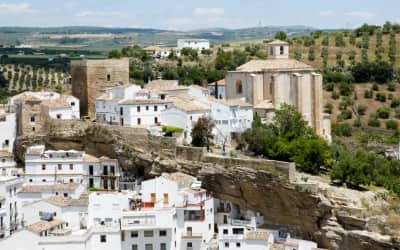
xmin=176 ymin=146 xmax=205 ymax=162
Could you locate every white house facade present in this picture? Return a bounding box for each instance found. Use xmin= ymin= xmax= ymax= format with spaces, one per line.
xmin=177 ymin=39 xmax=210 ymax=51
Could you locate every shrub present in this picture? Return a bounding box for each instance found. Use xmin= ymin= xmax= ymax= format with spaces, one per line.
xmin=332 ymin=91 xmax=340 ymax=99
xmin=357 ymin=105 xmax=367 ymax=115
xmin=388 ymin=82 xmax=397 ymax=92
xmin=338 ymin=82 xmax=354 ymax=96
xmin=395 ymin=108 xmax=400 ymax=119
xmin=364 ymin=89 xmax=373 ymax=99
xmin=386 ymin=120 xmax=398 ymax=130
xmin=162 ymin=126 xmax=184 ymax=136
xmin=354 ymin=119 xmax=362 ymax=127
xmin=391 ymin=98 xmax=400 ymax=108
xmin=324 ymin=103 xmax=333 ymax=114
xmin=375 ymin=92 xmax=386 ymax=102
xmin=332 ymin=123 xmax=353 ymax=137
xmin=368 ymin=116 xmax=381 ymax=127
xmin=340 ymin=109 xmax=353 ymax=120
xmin=372 ymin=83 xmax=379 ymax=91
xmin=376 ymin=108 xmax=390 ymax=119
xmin=324 ymin=82 xmax=334 ymax=91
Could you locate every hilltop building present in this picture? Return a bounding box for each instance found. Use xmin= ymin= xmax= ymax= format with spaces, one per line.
xmin=71 ymin=58 xmax=130 ymax=117
xmin=7 ymin=91 xmax=79 ymax=136
xmin=225 ymin=40 xmax=331 ymax=141
xmin=177 ymin=39 xmax=210 ymax=51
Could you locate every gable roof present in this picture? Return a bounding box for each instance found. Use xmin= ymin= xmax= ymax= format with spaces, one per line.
xmin=235 ymin=59 xmax=313 ymax=72
xmin=26 ymin=219 xmax=66 ymax=234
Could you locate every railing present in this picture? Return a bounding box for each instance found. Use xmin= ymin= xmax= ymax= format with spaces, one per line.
xmin=231 ymin=219 xmax=252 ymax=227
xmin=219 ymin=234 xmax=244 ymax=240
xmin=216 ymin=207 xmax=231 ymax=213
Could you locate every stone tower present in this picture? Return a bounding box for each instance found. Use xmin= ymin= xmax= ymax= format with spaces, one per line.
xmin=267 ymin=40 xmax=289 ymax=59
xmin=71 ymin=59 xmax=130 ymax=117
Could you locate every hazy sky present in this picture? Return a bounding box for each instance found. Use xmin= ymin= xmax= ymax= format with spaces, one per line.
xmin=0 ymin=0 xmax=399 ymax=30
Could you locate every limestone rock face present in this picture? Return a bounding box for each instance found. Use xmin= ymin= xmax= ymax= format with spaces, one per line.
xmin=15 ymin=121 xmax=400 ymax=250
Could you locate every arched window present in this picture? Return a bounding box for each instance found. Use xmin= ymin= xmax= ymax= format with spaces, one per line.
xmin=236 ymin=80 xmax=243 ymax=94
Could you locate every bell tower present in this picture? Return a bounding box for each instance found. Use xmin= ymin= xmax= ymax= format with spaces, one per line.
xmin=267 ymin=40 xmax=289 ymax=59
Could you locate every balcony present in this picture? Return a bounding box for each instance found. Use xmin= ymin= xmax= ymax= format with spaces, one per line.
xmin=216 ymin=207 xmax=231 ymax=213
xmin=181 ymin=232 xmax=202 ymax=239
xmin=231 ymin=219 xmax=252 ymax=227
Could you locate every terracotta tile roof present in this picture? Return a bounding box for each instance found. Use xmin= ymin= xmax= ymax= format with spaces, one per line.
xmin=145 ymin=80 xmax=188 ymax=92
xmin=0 ymin=150 xmax=13 ymax=157
xmin=26 ymin=219 xmax=66 ymax=234
xmin=42 ymin=196 xmax=88 ymax=207
xmin=254 ymin=99 xmax=274 ymax=109
xmin=168 ymin=96 xmax=210 ymax=112
xmin=20 ymin=183 xmax=81 ymax=193
xmin=82 ymin=154 xmax=100 ymax=163
xmin=267 ymin=39 xmax=289 ymax=45
xmin=41 ymin=96 xmax=71 ymax=109
xmin=118 ymin=99 xmax=172 ymax=105
xmin=208 ymin=79 xmax=225 ymax=86
xmin=208 ymin=97 xmax=252 ymax=107
xmin=26 ymin=145 xmax=46 ymax=155
xmin=235 ymin=59 xmax=313 ymax=72
xmin=270 ymin=243 xmax=284 ymax=250
xmin=245 ymin=230 xmax=272 ymax=241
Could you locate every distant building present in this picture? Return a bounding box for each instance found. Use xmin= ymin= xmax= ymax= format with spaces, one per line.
xmin=225 ymin=40 xmax=331 ymax=141
xmin=144 ymin=45 xmax=181 ymax=58
xmin=208 ymin=79 xmax=226 ymax=99
xmin=71 ymin=59 xmax=130 ymax=117
xmin=177 ymin=39 xmax=210 ymax=51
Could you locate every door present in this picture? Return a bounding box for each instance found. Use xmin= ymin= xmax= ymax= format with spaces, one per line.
xmin=163 ymin=193 xmax=168 ymax=204
xmin=151 ymin=193 xmax=156 ymax=203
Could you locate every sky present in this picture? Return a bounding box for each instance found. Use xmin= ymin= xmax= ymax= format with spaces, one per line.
xmin=0 ymin=0 xmax=399 ymax=30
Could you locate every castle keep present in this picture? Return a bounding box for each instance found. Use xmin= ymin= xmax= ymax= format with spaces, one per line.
xmin=71 ymin=58 xmax=130 ymax=117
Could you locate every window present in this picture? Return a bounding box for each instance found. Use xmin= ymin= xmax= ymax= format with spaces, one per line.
xmin=32 ymin=127 xmax=35 ymax=132
xmin=29 ymin=179 xmax=32 ymax=182
xmin=144 ymin=230 xmax=153 ymax=237
xmin=63 ymin=193 xmax=68 ymax=198
xmin=164 ymin=105 xmax=168 ymax=109
xmin=280 ymin=46 xmax=284 ymax=55
xmin=223 ymin=229 xmax=228 ymax=234
xmin=159 ymin=230 xmax=167 ymax=237
xmin=270 ymin=47 xmax=274 ymax=56
xmin=145 ymin=244 xmax=153 ymax=250
xmin=154 ymin=117 xmax=158 ymax=124
xmin=42 ymin=179 xmax=46 ymax=182
xmin=137 ymin=106 xmax=141 ymax=112
xmin=160 ymin=243 xmax=166 ymax=250
xmin=30 ymin=116 xmax=35 ymax=122
xmin=120 ymin=107 xmax=123 ymax=115
xmin=137 ymin=118 xmax=141 ymax=125
xmin=107 ymin=74 xmax=111 ymax=81
xmin=236 ymin=242 xmax=241 ymax=247
xmin=70 ymin=164 xmax=73 ymax=170
xmin=146 ymin=106 xmax=149 ymax=111
xmin=56 ymin=114 xmax=62 ymax=119
xmin=160 ymin=94 xmax=165 ymax=100
xmin=236 ymin=80 xmax=243 ymax=94
xmin=100 ymin=235 xmax=106 ymax=243
xmin=89 ymin=165 xmax=94 ymax=175
xmin=4 ymin=140 xmax=9 ymax=146
xmin=71 ymin=102 xmax=75 ymax=106
xmin=69 ymin=179 xmax=74 ymax=183
xmin=187 ymin=242 xmax=193 ymax=248
xmin=232 ymin=228 xmax=244 ymax=235
xmin=58 ymin=164 xmax=62 ymax=170
xmin=154 ymin=105 xmax=158 ymax=111
xmin=132 ymin=245 xmax=138 ymax=250
xmin=224 ymin=242 xmax=229 ymax=248
xmin=131 ymin=231 xmax=138 ymax=238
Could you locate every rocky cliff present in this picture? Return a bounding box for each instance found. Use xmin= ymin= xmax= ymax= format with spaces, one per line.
xmin=15 ymin=120 xmax=400 ymax=250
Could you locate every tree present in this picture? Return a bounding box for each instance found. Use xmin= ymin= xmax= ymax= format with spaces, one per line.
xmin=107 ymin=49 xmax=122 ymax=59
xmin=336 ymin=51 xmax=344 ymax=68
xmin=191 ymin=117 xmax=215 ymax=151
xmin=294 ymin=49 xmax=302 ymax=60
xmin=308 ymin=47 xmax=315 ymax=61
xmin=321 ymin=36 xmax=329 ymax=46
xmin=349 ymin=32 xmax=357 ymax=45
xmin=335 ymin=32 xmax=346 ymax=47
xmin=389 ymin=32 xmax=397 ymax=65
xmin=362 ymin=32 xmax=370 ymax=49
xmin=274 ymin=31 xmax=287 ymax=41
xmin=383 ymin=21 xmax=393 ymax=34
xmin=348 ymin=50 xmax=356 ymax=65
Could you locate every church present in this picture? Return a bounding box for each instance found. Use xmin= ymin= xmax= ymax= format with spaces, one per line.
xmin=225 ymin=40 xmax=331 ymax=142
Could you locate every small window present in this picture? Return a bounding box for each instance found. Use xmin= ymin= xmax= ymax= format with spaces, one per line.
xmin=144 ymin=230 xmax=153 ymax=237
xmin=137 ymin=106 xmax=141 ymax=112
xmin=132 ymin=245 xmax=138 ymax=250
xmin=159 ymin=230 xmax=167 ymax=237
xmin=187 ymin=242 xmax=193 ymax=248
xmin=145 ymin=244 xmax=153 ymax=250
xmin=64 ymin=193 xmax=68 ymax=198
xmin=30 ymin=116 xmax=35 ymax=122
xmin=232 ymin=228 xmax=244 ymax=235
xmin=69 ymin=179 xmax=73 ymax=183
xmin=4 ymin=140 xmax=9 ymax=145
xmin=236 ymin=80 xmax=243 ymax=94
xmin=58 ymin=164 xmax=62 ymax=170
xmin=107 ymin=74 xmax=111 ymax=81
xmin=29 ymin=179 xmax=32 ymax=182
xmin=225 ymin=242 xmax=229 ymax=248
xmin=280 ymin=46 xmax=284 ymax=55
xmin=164 ymin=105 xmax=168 ymax=109
xmin=236 ymin=242 xmax=241 ymax=247
xmin=42 ymin=179 xmax=46 ymax=182
xmin=146 ymin=106 xmax=149 ymax=111
xmin=137 ymin=118 xmax=141 ymax=125
xmin=100 ymin=235 xmax=107 ymax=243
xmin=69 ymin=164 xmax=73 ymax=170
xmin=154 ymin=105 xmax=158 ymax=111
xmin=160 ymin=243 xmax=166 ymax=250
xmin=223 ymin=229 xmax=229 ymax=234
xmin=42 ymin=164 xmax=46 ymax=170
xmin=56 ymin=114 xmax=62 ymax=119
xmin=70 ymin=102 xmax=75 ymax=106
xmin=131 ymin=231 xmax=138 ymax=238
xmin=154 ymin=117 xmax=158 ymax=124
xmin=32 ymin=127 xmax=35 ymax=132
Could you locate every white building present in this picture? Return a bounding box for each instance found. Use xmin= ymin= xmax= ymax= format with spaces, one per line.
xmin=177 ymin=39 xmax=210 ymax=51
xmin=208 ymin=79 xmax=226 ymax=100
xmin=0 ymin=176 xmax=24 ymax=238
xmin=24 ymin=145 xmax=120 ymax=191
xmin=21 ymin=196 xmax=88 ymax=231
xmin=41 ymin=95 xmax=80 ymax=120
xmin=0 ymin=110 xmax=16 ymax=152
xmin=0 ymin=151 xmax=20 ymax=177
xmin=144 ymin=46 xmax=181 ymax=59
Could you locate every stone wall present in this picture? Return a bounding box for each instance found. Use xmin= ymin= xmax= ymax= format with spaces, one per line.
xmin=71 ymin=58 xmax=130 ymax=117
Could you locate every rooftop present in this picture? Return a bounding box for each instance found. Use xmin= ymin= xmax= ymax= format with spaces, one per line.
xmin=235 ymin=59 xmax=313 ymax=72
xmin=118 ymin=98 xmax=172 ymax=105
xmin=27 ymin=196 xmax=88 ymax=207
xmin=208 ymin=97 xmax=252 ymax=107
xmin=245 ymin=230 xmax=273 ymax=241
xmin=168 ymin=96 xmax=209 ymax=112
xmin=82 ymin=154 xmax=100 ymax=163
xmin=0 ymin=150 xmax=13 ymax=158
xmin=161 ymin=172 xmax=196 ymax=186
xmin=145 ymin=80 xmax=188 ymax=93
xmin=267 ymin=39 xmax=289 ymax=45
xmin=41 ymin=95 xmax=75 ymax=109
xmin=20 ymin=183 xmax=81 ymax=193
xmin=208 ymin=79 xmax=225 ymax=86
xmin=26 ymin=219 xmax=66 ymax=234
